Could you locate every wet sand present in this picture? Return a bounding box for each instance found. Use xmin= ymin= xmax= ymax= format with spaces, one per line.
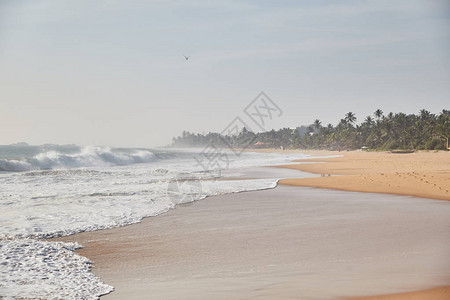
xmin=51 ymin=151 xmax=450 ymax=299
xmin=54 ymin=180 xmax=450 ymax=299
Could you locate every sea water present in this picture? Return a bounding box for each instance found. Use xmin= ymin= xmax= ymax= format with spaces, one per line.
xmin=0 ymin=144 xmax=319 ymax=299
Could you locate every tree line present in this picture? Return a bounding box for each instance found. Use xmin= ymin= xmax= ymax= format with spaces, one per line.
xmin=171 ymin=109 xmax=450 ymax=151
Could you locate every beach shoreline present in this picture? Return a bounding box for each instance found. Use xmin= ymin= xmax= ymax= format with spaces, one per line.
xmin=53 ymin=184 xmax=450 ymax=299
xmin=51 ymin=151 xmax=450 ymax=299
xmin=254 ymin=149 xmax=449 ymax=201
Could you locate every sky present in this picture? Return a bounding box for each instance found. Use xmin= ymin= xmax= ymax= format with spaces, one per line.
xmin=0 ymin=0 xmax=449 ymax=147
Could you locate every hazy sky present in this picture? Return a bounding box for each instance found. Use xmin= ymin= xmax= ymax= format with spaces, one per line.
xmin=1 ymin=0 xmax=449 ymax=147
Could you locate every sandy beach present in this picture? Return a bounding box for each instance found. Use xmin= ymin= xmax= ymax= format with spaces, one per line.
xmin=272 ymin=150 xmax=450 ymax=201
xmin=52 ymin=151 xmax=450 ymax=299
xmin=54 ymin=185 xmax=450 ymax=299
xmin=351 ymin=286 xmax=450 ymax=300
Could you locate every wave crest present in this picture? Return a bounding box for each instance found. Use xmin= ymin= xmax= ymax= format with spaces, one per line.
xmin=0 ymin=147 xmax=157 ymax=172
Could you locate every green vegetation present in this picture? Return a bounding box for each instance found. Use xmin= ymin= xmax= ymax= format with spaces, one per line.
xmin=171 ymin=109 xmax=450 ymax=151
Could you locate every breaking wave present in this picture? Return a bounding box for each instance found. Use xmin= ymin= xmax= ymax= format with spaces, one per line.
xmin=0 ymin=146 xmax=318 ymax=300
xmin=0 ymin=146 xmax=157 ymax=172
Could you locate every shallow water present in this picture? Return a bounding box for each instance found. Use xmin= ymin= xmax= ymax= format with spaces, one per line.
xmin=80 ymin=185 xmax=450 ymax=300
xmin=0 ymin=145 xmax=321 ymax=299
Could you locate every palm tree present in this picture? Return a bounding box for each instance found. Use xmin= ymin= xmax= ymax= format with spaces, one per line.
xmin=393 ymin=112 xmax=414 ymax=149
xmin=345 ymin=112 xmax=356 ymax=125
xmin=436 ymin=110 xmax=450 ymax=150
xmin=364 ymin=116 xmax=374 ymax=125
xmin=313 ymin=119 xmax=322 ymax=131
xmin=419 ymin=109 xmax=431 ymax=119
xmin=374 ymin=109 xmax=383 ymax=120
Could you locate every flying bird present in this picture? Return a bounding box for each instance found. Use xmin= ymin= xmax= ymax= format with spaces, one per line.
xmin=183 ymin=55 xmax=190 ymax=61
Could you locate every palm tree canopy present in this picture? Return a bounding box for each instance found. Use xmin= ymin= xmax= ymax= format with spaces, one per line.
xmin=313 ymin=119 xmax=322 ymax=129
xmin=364 ymin=116 xmax=374 ymax=124
xmin=345 ymin=112 xmax=356 ymax=124
xmin=374 ymin=109 xmax=383 ymax=119
xmin=172 ymin=109 xmax=449 ymax=151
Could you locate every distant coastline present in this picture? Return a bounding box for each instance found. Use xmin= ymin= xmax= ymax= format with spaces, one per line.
xmin=171 ymin=109 xmax=450 ymax=151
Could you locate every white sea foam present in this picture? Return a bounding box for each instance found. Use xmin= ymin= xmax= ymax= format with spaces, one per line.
xmin=0 ymin=159 xmax=33 ymax=172
xmin=0 ymin=146 xmax=320 ymax=299
xmin=0 ymin=239 xmax=113 ymax=299
xmin=0 ymin=146 xmax=157 ymax=172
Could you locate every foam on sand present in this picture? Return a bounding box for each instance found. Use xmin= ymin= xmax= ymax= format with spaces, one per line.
xmin=0 ymin=239 xmax=113 ymax=299
xmin=0 ymin=146 xmax=315 ymax=299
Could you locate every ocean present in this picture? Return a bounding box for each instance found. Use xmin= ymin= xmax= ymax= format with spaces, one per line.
xmin=0 ymin=144 xmax=317 ymax=299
